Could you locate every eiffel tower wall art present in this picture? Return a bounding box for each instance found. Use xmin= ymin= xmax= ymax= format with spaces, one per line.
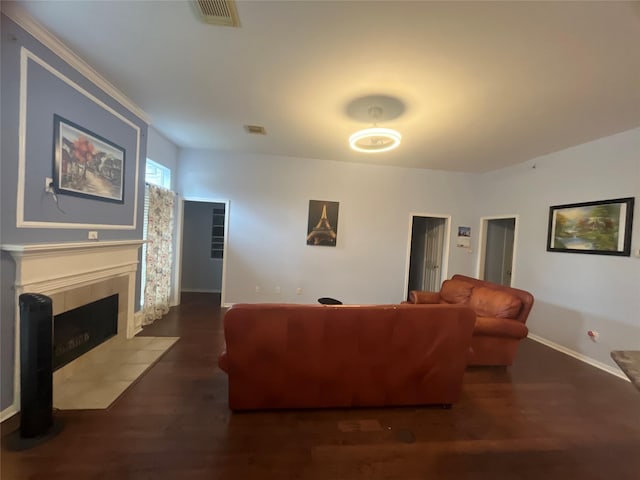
xmin=306 ymin=200 xmax=339 ymax=247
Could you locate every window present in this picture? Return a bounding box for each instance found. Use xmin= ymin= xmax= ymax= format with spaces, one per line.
xmin=211 ymin=206 xmax=225 ymax=259
xmin=145 ymin=159 xmax=171 ymax=189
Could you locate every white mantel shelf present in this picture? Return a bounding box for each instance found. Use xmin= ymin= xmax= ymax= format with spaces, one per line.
xmin=2 ymin=240 xmax=145 ymax=292
xmin=1 ymin=239 xmax=145 ymax=254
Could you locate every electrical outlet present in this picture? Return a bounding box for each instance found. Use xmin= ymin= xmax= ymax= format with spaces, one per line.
xmin=296 ymin=287 xmax=303 ymax=295
xmin=88 ymin=231 xmax=98 ymax=240
xmin=45 ymin=177 xmax=54 ymax=192
xmin=275 ymin=286 xmax=281 ymax=294
xmin=255 ymin=286 xmax=261 ymax=293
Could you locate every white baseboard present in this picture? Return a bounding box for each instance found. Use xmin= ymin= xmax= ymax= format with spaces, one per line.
xmin=133 ymin=311 xmax=145 ymax=337
xmin=181 ymin=289 xmax=221 ymax=293
xmin=0 ymin=403 xmax=18 ymax=422
xmin=222 ymin=302 xmax=234 ymax=308
xmin=528 ymin=333 xmax=628 ymax=382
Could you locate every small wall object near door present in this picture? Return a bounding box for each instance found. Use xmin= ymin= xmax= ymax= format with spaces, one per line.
xmin=456 ymin=226 xmax=471 ymax=248
xmin=306 ymin=200 xmax=339 ymax=246
xmin=53 ymin=114 xmax=125 ymax=203
xmin=547 ymin=197 xmax=634 ymax=256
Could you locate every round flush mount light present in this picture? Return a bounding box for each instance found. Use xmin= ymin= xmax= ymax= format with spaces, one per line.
xmin=349 ymin=127 xmax=402 ymax=153
xmin=349 ymin=106 xmax=402 ymax=153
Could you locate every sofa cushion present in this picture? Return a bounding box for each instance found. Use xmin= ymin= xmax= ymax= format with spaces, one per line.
xmin=470 ymin=287 xmax=522 ymax=319
xmin=440 ymin=279 xmax=474 ymax=304
xmin=474 ymin=316 xmax=529 ymax=339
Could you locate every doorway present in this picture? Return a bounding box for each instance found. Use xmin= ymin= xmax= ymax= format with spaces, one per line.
xmin=174 ymin=198 xmax=229 ymax=307
xmin=478 ymin=216 xmax=517 ymax=286
xmin=404 ymin=215 xmax=450 ymax=300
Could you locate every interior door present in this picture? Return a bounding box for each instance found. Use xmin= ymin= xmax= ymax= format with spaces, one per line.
xmin=424 ymin=218 xmax=445 ymax=291
xmin=483 ymin=218 xmax=516 ymax=286
xmin=407 ymin=216 xmax=446 ymax=297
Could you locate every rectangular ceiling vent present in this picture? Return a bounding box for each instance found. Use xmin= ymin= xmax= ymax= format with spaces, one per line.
xmin=244 ymin=125 xmax=267 ymax=135
xmin=194 ymin=0 xmax=240 ymax=27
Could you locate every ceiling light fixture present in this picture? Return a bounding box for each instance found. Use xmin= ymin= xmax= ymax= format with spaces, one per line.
xmin=349 ymin=106 xmax=401 ymax=153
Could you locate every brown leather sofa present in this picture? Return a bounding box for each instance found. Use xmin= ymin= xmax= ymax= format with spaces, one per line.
xmin=218 ymin=303 xmax=476 ymax=410
xmin=406 ymin=274 xmax=534 ymax=366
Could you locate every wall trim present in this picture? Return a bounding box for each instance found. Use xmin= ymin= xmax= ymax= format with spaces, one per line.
xmin=17 ymin=47 xmax=141 ymax=230
xmin=0 ymin=404 xmax=18 ymax=423
xmin=2 ymin=3 xmax=151 ymax=124
xmin=176 ymin=197 xmax=230 ymax=307
xmin=528 ymin=333 xmax=629 ymax=382
xmin=134 ymin=311 xmax=144 ymax=336
xmin=402 ymin=212 xmax=452 ymax=302
xmin=475 ymin=214 xmax=520 ymax=285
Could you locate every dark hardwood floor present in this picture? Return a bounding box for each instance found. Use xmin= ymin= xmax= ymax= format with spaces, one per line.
xmin=2 ymin=292 xmax=640 ymax=479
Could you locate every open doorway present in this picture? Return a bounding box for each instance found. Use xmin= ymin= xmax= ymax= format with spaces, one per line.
xmin=404 ymin=214 xmax=451 ymax=300
xmin=477 ymin=216 xmax=517 ymax=286
xmin=174 ymin=198 xmax=229 ymax=306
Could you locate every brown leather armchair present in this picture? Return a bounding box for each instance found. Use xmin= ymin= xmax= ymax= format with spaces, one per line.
xmin=407 ymin=274 xmax=534 ymax=366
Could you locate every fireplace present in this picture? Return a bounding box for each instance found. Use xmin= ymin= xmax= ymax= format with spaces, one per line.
xmin=53 ymin=294 xmax=119 ymax=371
xmin=1 ymin=240 xmax=144 ymax=419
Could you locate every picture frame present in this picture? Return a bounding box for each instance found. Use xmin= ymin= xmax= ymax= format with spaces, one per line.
xmin=53 ymin=114 xmax=125 ymax=203
xmin=306 ymin=200 xmax=339 ymax=246
xmin=547 ymin=197 xmax=634 ymax=256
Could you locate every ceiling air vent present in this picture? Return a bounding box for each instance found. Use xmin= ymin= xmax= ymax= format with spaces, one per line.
xmin=244 ymin=125 xmax=267 ymax=135
xmin=194 ymin=0 xmax=240 ymax=27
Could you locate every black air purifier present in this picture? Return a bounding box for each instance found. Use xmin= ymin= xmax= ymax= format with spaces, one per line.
xmin=19 ymin=293 xmax=54 ymax=437
xmin=5 ymin=294 xmax=62 ymax=450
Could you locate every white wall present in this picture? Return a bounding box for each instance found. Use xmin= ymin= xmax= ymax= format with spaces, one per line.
xmin=177 ymin=150 xmax=478 ymax=305
xmin=476 ymin=127 xmax=640 ymax=370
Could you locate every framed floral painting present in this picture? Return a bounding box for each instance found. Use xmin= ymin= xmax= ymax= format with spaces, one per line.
xmin=53 ymin=114 xmax=125 ymax=203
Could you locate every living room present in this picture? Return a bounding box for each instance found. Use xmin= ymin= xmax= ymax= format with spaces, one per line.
xmin=1 ymin=1 xmax=639 ymax=477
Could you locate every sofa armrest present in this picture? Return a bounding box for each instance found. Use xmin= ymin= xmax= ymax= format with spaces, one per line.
xmin=218 ymin=351 xmax=229 ymax=373
xmin=409 ymin=290 xmax=442 ymax=304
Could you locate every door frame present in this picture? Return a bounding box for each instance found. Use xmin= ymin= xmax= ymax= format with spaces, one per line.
xmin=476 ymin=214 xmax=519 ymax=286
xmin=403 ymin=213 xmax=452 ymax=300
xmin=173 ymin=196 xmax=230 ymax=307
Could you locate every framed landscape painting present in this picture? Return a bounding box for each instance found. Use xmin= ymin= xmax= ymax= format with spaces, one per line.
xmin=547 ymin=197 xmax=634 ymax=256
xmin=53 ymin=114 xmax=125 ymax=203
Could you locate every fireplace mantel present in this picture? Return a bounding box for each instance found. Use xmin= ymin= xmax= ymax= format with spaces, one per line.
xmin=2 ymin=240 xmax=144 ymax=293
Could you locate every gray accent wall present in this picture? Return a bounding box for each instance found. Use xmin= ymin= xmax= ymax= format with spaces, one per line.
xmin=181 ymin=201 xmax=224 ymax=293
xmin=1 ymin=15 xmax=148 ymax=412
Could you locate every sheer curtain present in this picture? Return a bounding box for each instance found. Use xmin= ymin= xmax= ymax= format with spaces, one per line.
xmin=143 ymin=184 xmax=175 ymax=326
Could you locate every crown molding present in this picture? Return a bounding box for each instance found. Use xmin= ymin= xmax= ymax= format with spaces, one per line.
xmin=2 ymin=3 xmax=152 ymax=125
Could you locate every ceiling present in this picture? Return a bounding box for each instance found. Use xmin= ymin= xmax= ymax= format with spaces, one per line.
xmin=7 ymin=1 xmax=640 ymax=172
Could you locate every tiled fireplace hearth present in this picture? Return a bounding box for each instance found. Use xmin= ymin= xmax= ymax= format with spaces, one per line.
xmin=2 ymin=240 xmax=144 ymax=416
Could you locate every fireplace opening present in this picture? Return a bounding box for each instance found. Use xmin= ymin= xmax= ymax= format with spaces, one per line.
xmin=53 ymin=294 xmax=118 ymax=371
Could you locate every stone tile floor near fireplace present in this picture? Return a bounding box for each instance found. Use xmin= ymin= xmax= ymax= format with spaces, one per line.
xmin=53 ymin=336 xmax=179 ymax=410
